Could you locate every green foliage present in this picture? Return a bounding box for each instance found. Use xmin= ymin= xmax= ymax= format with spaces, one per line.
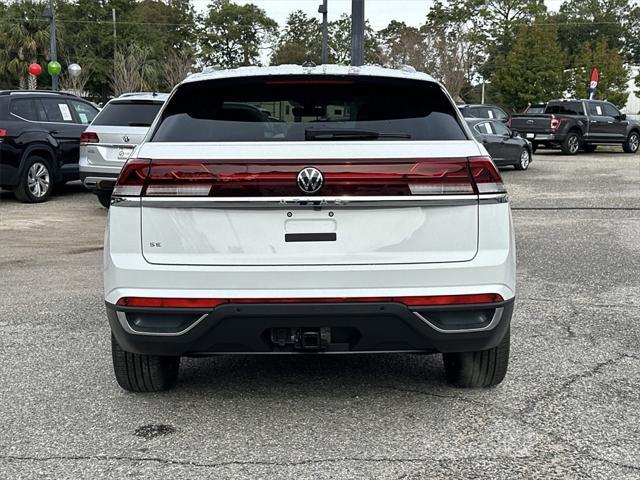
xmin=0 ymin=1 xmax=50 ymax=89
xmin=378 ymin=21 xmax=426 ymax=68
xmin=199 ymin=0 xmax=278 ymax=68
xmin=327 ymin=13 xmax=382 ymax=65
xmin=555 ymin=0 xmax=640 ymax=64
xmin=570 ymin=39 xmax=629 ymax=107
xmin=492 ymin=19 xmax=566 ymax=110
xmin=271 ymin=10 xmax=322 ymax=65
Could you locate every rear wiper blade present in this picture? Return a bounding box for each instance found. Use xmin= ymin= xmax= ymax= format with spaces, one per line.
xmin=127 ymin=122 xmax=151 ymax=127
xmin=305 ymin=128 xmax=411 ymax=141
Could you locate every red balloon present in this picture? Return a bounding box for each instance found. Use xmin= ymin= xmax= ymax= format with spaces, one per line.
xmin=28 ymin=63 xmax=42 ymax=77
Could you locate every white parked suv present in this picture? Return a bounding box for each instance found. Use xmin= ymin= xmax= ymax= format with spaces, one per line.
xmin=79 ymin=92 xmax=168 ymax=207
xmin=105 ymin=65 xmax=516 ymax=392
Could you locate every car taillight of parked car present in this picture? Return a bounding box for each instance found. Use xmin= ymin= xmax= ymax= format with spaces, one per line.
xmin=0 ymin=128 xmax=6 ymax=142
xmin=79 ymin=131 xmax=99 ymax=145
xmin=550 ymin=116 xmax=561 ymax=131
xmin=113 ymin=156 xmax=505 ymax=197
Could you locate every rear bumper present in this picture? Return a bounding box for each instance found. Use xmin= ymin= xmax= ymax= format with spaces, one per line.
xmin=80 ymin=171 xmax=119 ymax=193
xmin=107 ymin=299 xmax=514 ymax=356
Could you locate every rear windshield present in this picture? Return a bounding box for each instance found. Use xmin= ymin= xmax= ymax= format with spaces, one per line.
xmin=152 ymin=75 xmax=467 ymax=142
xmin=92 ymin=101 xmax=163 ymax=127
xmin=545 ymin=102 xmax=584 ymax=116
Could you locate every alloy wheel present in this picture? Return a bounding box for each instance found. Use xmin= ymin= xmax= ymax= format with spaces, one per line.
xmin=520 ymin=150 xmax=530 ymax=169
xmin=629 ymin=133 xmax=639 ymax=152
xmin=27 ymin=162 xmax=51 ymax=199
xmin=568 ymin=135 xmax=580 ymax=154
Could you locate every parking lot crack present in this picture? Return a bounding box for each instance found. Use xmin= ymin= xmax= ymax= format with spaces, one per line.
xmin=520 ymin=353 xmax=634 ymax=415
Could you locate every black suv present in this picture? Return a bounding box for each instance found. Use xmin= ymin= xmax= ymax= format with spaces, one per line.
xmin=0 ymin=91 xmax=99 ymax=202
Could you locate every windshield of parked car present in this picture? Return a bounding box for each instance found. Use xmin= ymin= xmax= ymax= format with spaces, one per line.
xmin=92 ymin=100 xmax=163 ymax=127
xmin=151 ymin=75 xmax=468 ymax=142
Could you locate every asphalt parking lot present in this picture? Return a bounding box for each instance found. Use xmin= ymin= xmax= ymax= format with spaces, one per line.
xmin=1 ymin=150 xmax=639 ymax=479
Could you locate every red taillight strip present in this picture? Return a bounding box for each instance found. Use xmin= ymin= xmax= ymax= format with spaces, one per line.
xmin=116 ymin=294 xmax=504 ymax=309
xmin=0 ymin=128 xmax=6 ymax=138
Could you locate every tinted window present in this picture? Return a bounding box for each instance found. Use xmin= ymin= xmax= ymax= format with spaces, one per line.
xmin=69 ymin=100 xmax=98 ymax=125
xmin=587 ymin=102 xmax=603 ymax=116
xmin=474 ymin=122 xmax=493 ymax=135
xmin=152 ymin=76 xmax=467 ymax=142
xmin=466 ymin=106 xmax=492 ymax=118
xmin=92 ymin=101 xmax=163 ymax=127
xmin=602 ymin=103 xmax=620 ymax=117
xmin=10 ymin=98 xmax=42 ymax=121
xmin=492 ymin=122 xmax=510 ymax=135
xmin=41 ymin=98 xmax=75 ymax=123
xmin=545 ymin=102 xmax=584 ymax=116
xmin=492 ymin=108 xmax=508 ymax=120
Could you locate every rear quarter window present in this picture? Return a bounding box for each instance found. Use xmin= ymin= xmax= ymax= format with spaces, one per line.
xmin=152 ymin=75 xmax=468 ymax=142
xmin=10 ymin=98 xmax=43 ymax=121
xmin=92 ymin=101 xmax=163 ymax=127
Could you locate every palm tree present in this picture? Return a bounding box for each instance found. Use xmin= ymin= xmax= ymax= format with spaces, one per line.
xmin=0 ymin=1 xmax=49 ymax=89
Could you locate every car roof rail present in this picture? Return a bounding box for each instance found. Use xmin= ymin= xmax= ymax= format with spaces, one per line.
xmin=117 ymin=92 xmax=166 ymax=98
xmin=0 ymin=89 xmax=77 ymax=97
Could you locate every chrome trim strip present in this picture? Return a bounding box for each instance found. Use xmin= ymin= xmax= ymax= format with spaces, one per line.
xmin=138 ymin=195 xmax=480 ymax=208
xmin=413 ymin=307 xmax=504 ymax=333
xmin=116 ymin=311 xmax=209 ymax=337
xmin=82 ymin=176 xmax=118 ymax=187
xmin=479 ymin=193 xmax=508 ymax=204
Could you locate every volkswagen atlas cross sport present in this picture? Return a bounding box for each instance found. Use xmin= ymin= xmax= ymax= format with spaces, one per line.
xmin=105 ymin=65 xmax=516 ymax=392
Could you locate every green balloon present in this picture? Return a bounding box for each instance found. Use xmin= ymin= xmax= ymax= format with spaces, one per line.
xmin=47 ymin=61 xmax=62 ymax=76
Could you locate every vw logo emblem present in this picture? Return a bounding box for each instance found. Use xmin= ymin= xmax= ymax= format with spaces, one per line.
xmin=297 ymin=167 xmax=324 ymax=194
xmin=122 ymin=135 xmax=130 ymax=143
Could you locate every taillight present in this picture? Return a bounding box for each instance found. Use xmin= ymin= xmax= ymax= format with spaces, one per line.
xmin=550 ymin=116 xmax=560 ymax=131
xmin=80 ymin=131 xmax=99 ymax=145
xmin=468 ymin=156 xmax=506 ymax=194
xmin=0 ymin=128 xmax=6 ymax=141
xmin=506 ymin=116 xmax=512 ymax=128
xmin=116 ymin=293 xmax=504 ymax=309
xmin=113 ymin=157 xmax=506 ymax=197
xmin=113 ymin=158 xmax=478 ymax=197
xmin=113 ymin=158 xmax=151 ymax=196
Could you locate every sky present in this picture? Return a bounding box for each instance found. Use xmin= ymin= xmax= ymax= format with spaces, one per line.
xmin=191 ymin=0 xmax=565 ymax=30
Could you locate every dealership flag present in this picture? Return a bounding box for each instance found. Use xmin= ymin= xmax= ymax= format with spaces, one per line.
xmin=588 ymin=67 xmax=599 ymax=99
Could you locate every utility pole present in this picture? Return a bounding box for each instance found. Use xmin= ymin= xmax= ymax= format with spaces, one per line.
xmin=44 ymin=0 xmax=58 ymax=90
xmin=318 ymin=0 xmax=328 ymax=64
xmin=112 ymin=8 xmax=117 ymax=80
xmin=351 ymin=0 xmax=364 ymax=66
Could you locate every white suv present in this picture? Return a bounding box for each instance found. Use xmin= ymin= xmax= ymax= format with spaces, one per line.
xmin=105 ymin=65 xmax=515 ymax=392
xmin=79 ymin=92 xmax=168 ymax=207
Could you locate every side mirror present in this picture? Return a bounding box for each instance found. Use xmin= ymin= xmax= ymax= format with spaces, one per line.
xmin=620 ymin=113 xmax=627 ymax=121
xmin=511 ymin=130 xmax=520 ymax=138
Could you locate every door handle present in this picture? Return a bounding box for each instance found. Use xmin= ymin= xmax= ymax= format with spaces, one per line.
xmin=607 ymin=121 xmax=613 ymax=124
xmin=49 ymin=130 xmax=59 ymax=135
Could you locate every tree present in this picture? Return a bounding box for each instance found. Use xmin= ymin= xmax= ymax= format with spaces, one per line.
xmin=570 ymin=39 xmax=629 ymax=107
xmin=327 ymin=14 xmax=382 ymax=65
xmin=271 ymin=10 xmax=322 ymax=65
xmin=162 ymin=48 xmax=194 ymax=90
xmin=491 ymin=19 xmax=566 ymax=110
xmin=199 ymin=0 xmax=278 ymax=68
xmin=110 ymin=44 xmax=157 ymax=96
xmin=426 ymin=0 xmax=546 ymax=80
xmin=0 ymin=1 xmax=50 ymax=90
xmin=554 ymin=0 xmax=640 ymax=65
xmin=378 ymin=21 xmax=427 ymax=69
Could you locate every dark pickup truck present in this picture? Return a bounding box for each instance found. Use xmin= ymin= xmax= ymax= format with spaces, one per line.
xmin=510 ymin=99 xmax=640 ymax=155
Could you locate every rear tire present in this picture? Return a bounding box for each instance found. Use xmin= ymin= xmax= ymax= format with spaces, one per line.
xmin=442 ymin=328 xmax=510 ymax=388
xmin=623 ymin=131 xmax=640 ymax=153
xmin=13 ymin=155 xmax=53 ymax=203
xmin=97 ymin=192 xmax=112 ymax=208
xmin=111 ymin=335 xmax=180 ymax=392
xmin=561 ymin=132 xmax=581 ymax=155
